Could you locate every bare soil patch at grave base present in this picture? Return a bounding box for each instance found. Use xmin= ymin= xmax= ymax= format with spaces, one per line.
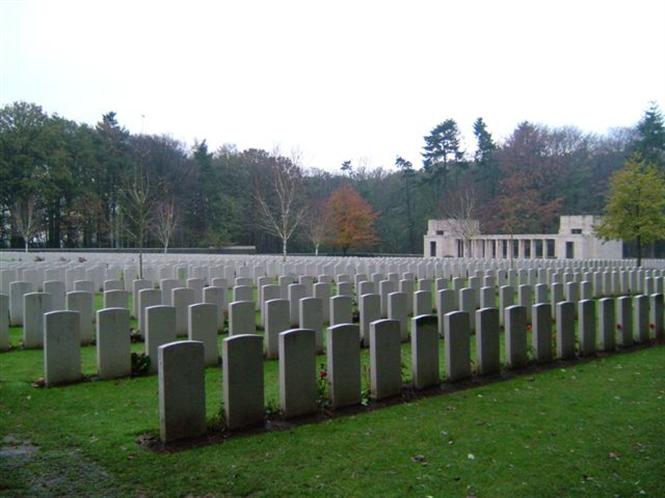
xmin=139 ymin=340 xmax=664 ymax=453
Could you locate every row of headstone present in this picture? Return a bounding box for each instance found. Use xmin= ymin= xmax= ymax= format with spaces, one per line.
xmin=157 ymin=292 xmax=665 ymax=442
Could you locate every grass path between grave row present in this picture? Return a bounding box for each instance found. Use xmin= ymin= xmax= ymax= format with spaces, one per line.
xmin=2 ymin=299 xmax=665 ymax=497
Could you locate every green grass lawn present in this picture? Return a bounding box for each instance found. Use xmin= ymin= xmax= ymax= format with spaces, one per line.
xmin=1 ymin=293 xmax=664 ymax=497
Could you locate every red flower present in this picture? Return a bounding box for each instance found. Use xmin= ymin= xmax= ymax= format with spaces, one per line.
xmin=617 ymin=324 xmax=622 ymax=330
xmin=527 ymin=324 xmax=532 ymax=331
xmin=320 ymin=370 xmax=327 ymax=378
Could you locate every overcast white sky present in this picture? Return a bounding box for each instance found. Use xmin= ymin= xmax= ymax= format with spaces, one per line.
xmin=2 ymin=0 xmax=664 ymax=171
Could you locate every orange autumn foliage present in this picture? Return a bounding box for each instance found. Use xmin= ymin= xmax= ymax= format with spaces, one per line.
xmin=325 ymin=185 xmax=379 ymax=254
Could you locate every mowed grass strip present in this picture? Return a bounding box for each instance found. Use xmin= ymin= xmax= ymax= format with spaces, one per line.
xmin=1 ymin=296 xmax=664 ymax=497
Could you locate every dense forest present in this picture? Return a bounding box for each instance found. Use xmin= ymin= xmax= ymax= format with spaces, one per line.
xmin=1 ymin=101 xmax=663 ymax=255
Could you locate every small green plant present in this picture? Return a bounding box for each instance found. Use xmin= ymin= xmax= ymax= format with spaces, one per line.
xmin=130 ymin=352 xmax=151 ymax=377
xmin=264 ymin=399 xmax=280 ymax=419
xmin=208 ymin=404 xmax=228 ymax=432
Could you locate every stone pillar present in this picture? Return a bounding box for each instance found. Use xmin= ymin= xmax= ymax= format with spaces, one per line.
xmin=387 ymin=292 xmax=408 ymax=341
xmin=132 ymin=279 xmax=152 ymax=319
xmin=532 ymin=303 xmax=552 ymax=362
xmin=44 ymin=310 xmax=81 ymax=386
xmin=44 ymin=280 xmax=66 ymax=311
xmin=378 ymin=280 xmax=395 ymax=318
xmin=300 ymin=297 xmax=323 ymax=353
xmin=9 ymin=281 xmax=32 ymax=326
xmin=617 ymin=296 xmax=633 ymax=347
xmin=550 ymin=283 xmax=564 ymax=319
xmin=279 ymin=328 xmax=317 ymax=418
xmin=160 ymin=278 xmax=180 ymax=306
xmin=232 ymin=285 xmax=253 ymax=303
xmin=188 ymin=303 xmax=219 ymax=366
xmin=103 ymin=279 xmax=124 ymax=292
xmin=223 ymin=334 xmax=264 ymax=430
xmin=399 ymin=279 xmax=414 ymax=315
xmin=327 ymin=324 xmax=361 ymax=409
xmin=228 ymin=300 xmax=256 ymax=336
xmin=650 ymin=293 xmax=664 ymax=340
xmin=66 ymin=291 xmax=94 ymax=345
xmin=518 ymin=285 xmax=532 ymax=322
xmin=96 ymin=307 xmax=131 ymax=379
xmin=145 ymin=305 xmax=177 ymax=374
xmin=264 ymin=299 xmax=289 ymax=359
xmin=598 ymin=297 xmax=616 ymax=351
xmin=480 ymin=286 xmax=495 ymax=309
xmin=337 ymin=282 xmax=353 ymax=297
xmin=172 ymin=287 xmax=195 ymax=337
xmin=138 ymin=288 xmax=162 ymax=339
xmin=414 ymin=290 xmax=432 ymax=316
xmin=535 ymin=283 xmax=548 ymax=304
xmin=203 ymin=286 xmax=226 ymax=331
xmin=23 ymin=292 xmax=52 ymax=348
xmin=444 ymin=311 xmax=471 ymax=382
xmin=158 ymin=341 xmax=206 ymax=443
xmin=459 ymin=288 xmax=475 ymax=331
xmin=578 ymin=299 xmax=596 ymax=356
xmin=104 ymin=290 xmax=129 ymax=309
xmin=287 ymin=284 xmax=305 ymax=327
xmin=313 ymin=282 xmax=331 ymax=323
xmin=556 ymin=301 xmax=575 ymax=359
xmin=330 ymin=295 xmax=353 ymax=327
xmin=505 ymin=305 xmax=527 ymax=369
xmin=634 ymin=295 xmax=649 ymax=343
xmin=0 ymin=294 xmax=8 ymax=351
xmin=359 ymin=294 xmax=380 ymax=347
xmin=369 ymin=319 xmax=402 ymax=400
xmin=436 ymin=289 xmax=457 ymax=338
xmin=476 ymin=307 xmax=500 ymax=375
xmin=499 ymin=285 xmax=513 ymax=327
xmin=411 ymin=315 xmax=439 ymax=390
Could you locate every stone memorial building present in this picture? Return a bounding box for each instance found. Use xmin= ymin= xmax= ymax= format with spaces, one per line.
xmin=424 ymin=215 xmax=622 ymax=260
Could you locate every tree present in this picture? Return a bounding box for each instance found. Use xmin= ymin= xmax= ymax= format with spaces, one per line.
xmin=472 ymin=117 xmax=499 ymax=195
xmin=12 ymin=195 xmax=41 ymax=252
xmin=595 ymin=156 xmax=665 ymax=267
xmin=395 ymin=155 xmax=416 ymax=252
xmin=154 ymin=199 xmax=178 ymax=253
xmin=255 ymin=155 xmax=306 ymax=260
xmin=440 ymin=186 xmax=481 ymax=257
xmin=421 ymin=119 xmax=464 ymax=211
xmin=304 ymin=200 xmax=331 ymax=256
xmin=325 ymin=185 xmax=378 ymax=254
xmin=633 ymin=102 xmax=665 ymax=168
xmin=121 ymin=165 xmax=156 ymax=277
xmin=494 ymin=122 xmax=563 ymax=234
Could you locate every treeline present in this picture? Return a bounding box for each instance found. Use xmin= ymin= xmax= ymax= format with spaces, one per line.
xmin=1 ymin=101 xmax=663 ymax=254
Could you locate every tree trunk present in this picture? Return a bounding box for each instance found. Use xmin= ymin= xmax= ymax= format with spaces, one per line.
xmin=282 ymin=238 xmax=287 ymax=262
xmin=637 ymin=235 xmax=642 ymax=267
xmin=139 ymin=252 xmax=144 ymax=279
xmin=24 ymin=239 xmax=28 ymax=253
xmin=315 ymin=244 xmax=319 ymax=256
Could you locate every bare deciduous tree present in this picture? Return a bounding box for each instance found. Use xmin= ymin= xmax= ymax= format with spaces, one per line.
xmin=255 ymin=155 xmax=306 ymax=261
xmin=304 ymin=201 xmax=332 ymax=256
xmin=441 ymin=187 xmax=481 ymax=257
xmin=154 ymin=199 xmax=178 ymax=253
xmin=122 ymin=166 xmax=156 ymax=277
xmin=13 ymin=195 xmax=41 ymax=252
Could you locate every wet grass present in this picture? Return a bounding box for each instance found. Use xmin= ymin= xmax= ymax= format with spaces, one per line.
xmin=1 ymin=293 xmax=664 ymax=497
